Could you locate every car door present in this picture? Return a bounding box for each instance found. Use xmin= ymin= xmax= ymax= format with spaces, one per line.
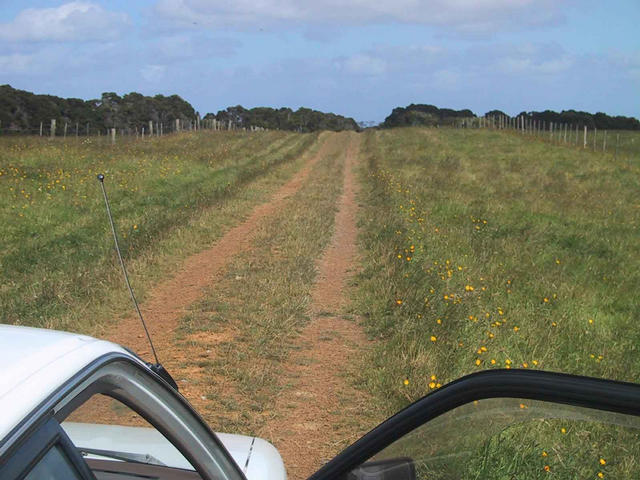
xmin=309 ymin=369 xmax=640 ymax=480
xmin=0 ymin=352 xmax=246 ymax=480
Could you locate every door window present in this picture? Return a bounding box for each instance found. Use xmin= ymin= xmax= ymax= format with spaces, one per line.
xmin=350 ymin=397 xmax=640 ymax=479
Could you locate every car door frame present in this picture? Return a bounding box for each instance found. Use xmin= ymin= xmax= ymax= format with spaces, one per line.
xmin=309 ymin=369 xmax=640 ymax=480
xmin=0 ymin=352 xmax=247 ymax=480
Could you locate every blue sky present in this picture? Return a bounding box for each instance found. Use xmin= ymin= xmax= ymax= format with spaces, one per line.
xmin=0 ymin=1 xmax=638 ymax=123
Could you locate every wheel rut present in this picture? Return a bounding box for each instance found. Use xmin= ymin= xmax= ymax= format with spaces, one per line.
xmin=73 ymin=133 xmax=374 ymax=477
xmin=261 ymin=133 xmax=373 ymax=480
xmin=104 ymin=135 xmax=331 ymax=369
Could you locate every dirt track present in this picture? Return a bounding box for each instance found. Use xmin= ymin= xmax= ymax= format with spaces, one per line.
xmin=259 ymin=133 xmax=370 ymax=479
xmin=84 ymin=132 xmax=371 ymax=478
xmin=104 ymin=134 xmax=331 ymax=364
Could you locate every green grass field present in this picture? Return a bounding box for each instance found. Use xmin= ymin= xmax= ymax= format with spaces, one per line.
xmin=354 ymin=127 xmax=640 ymax=408
xmin=0 ymin=130 xmax=316 ymax=332
xmin=350 ymin=127 xmax=640 ymax=479
xmin=2 ymin=127 xmax=640 ymax=478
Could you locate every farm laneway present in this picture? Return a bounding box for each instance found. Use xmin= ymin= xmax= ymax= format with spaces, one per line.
xmin=259 ymin=134 xmax=371 ymax=479
xmin=103 ymin=133 xmax=331 ymax=360
xmin=91 ymin=132 xmax=374 ymax=478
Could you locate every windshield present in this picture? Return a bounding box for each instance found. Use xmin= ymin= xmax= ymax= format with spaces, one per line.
xmin=1 ymin=2 xmax=638 ymax=479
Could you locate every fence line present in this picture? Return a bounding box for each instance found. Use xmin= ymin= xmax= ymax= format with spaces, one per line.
xmin=455 ymin=114 xmax=638 ymax=160
xmin=0 ymin=116 xmax=268 ymax=142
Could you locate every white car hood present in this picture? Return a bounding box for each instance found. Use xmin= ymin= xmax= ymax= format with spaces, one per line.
xmin=63 ymin=422 xmax=286 ymax=480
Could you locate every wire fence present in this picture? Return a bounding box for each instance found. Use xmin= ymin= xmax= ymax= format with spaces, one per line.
xmin=0 ymin=117 xmax=265 ymax=142
xmin=456 ymin=115 xmax=640 ymax=161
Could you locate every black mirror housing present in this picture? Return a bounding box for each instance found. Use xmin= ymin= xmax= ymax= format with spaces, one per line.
xmin=347 ymin=457 xmax=416 ymax=480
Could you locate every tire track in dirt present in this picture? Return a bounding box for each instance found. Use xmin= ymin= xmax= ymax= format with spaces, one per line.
xmin=260 ymin=133 xmax=373 ymax=480
xmin=104 ymin=134 xmax=331 ymax=367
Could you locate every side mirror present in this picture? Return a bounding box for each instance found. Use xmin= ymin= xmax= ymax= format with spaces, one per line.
xmin=347 ymin=457 xmax=416 ymax=480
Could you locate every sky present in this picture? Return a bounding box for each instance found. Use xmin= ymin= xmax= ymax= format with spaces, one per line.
xmin=0 ymin=1 xmax=638 ymax=123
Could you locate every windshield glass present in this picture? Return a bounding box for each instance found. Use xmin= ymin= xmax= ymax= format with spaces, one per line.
xmin=64 ymin=393 xmax=195 ymax=471
xmin=1 ymin=1 xmax=638 ymax=479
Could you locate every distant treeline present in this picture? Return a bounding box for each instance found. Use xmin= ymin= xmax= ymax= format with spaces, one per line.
xmin=0 ymin=85 xmax=195 ymax=134
xmin=0 ymin=84 xmax=358 ymax=135
xmin=204 ymin=105 xmax=359 ymax=133
xmin=383 ymin=104 xmax=475 ymax=128
xmin=383 ymin=104 xmax=640 ymax=130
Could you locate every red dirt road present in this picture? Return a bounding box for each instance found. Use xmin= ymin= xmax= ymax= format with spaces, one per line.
xmin=104 ymin=135 xmax=331 ymax=368
xmin=260 ymin=133 xmax=372 ymax=479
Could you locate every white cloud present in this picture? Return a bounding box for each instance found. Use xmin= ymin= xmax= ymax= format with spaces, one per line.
xmin=0 ymin=2 xmax=129 ymax=42
xmin=492 ymin=43 xmax=574 ymax=75
xmin=140 ymin=64 xmax=167 ymax=82
xmin=431 ymin=69 xmax=461 ymax=89
xmin=0 ymin=53 xmax=36 ymax=74
xmin=149 ymin=34 xmax=240 ymax=62
xmin=343 ymin=54 xmax=387 ymax=75
xmin=606 ymin=50 xmax=640 ymax=79
xmin=153 ymin=0 xmax=565 ymax=34
xmin=498 ymin=56 xmax=573 ymax=75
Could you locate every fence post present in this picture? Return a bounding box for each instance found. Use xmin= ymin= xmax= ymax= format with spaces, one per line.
xmin=50 ymin=119 xmax=56 ymax=138
xmin=176 ymin=118 xmax=180 ymax=132
xmin=603 ymin=130 xmax=607 ymax=152
xmin=615 ymin=134 xmax=619 ymax=158
xmin=64 ymin=122 xmax=68 ymax=138
xmin=550 ymin=122 xmax=553 ymax=141
xmin=111 ymin=128 xmax=116 ymax=145
xmin=583 ymin=126 xmax=587 ymax=148
xmin=148 ymin=121 xmax=153 ymax=136
xmin=593 ymin=128 xmax=597 ymax=151
xmin=39 ymin=122 xmax=43 ymax=136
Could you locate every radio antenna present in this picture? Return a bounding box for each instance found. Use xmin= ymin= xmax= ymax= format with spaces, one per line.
xmin=97 ymin=173 xmax=159 ymax=364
